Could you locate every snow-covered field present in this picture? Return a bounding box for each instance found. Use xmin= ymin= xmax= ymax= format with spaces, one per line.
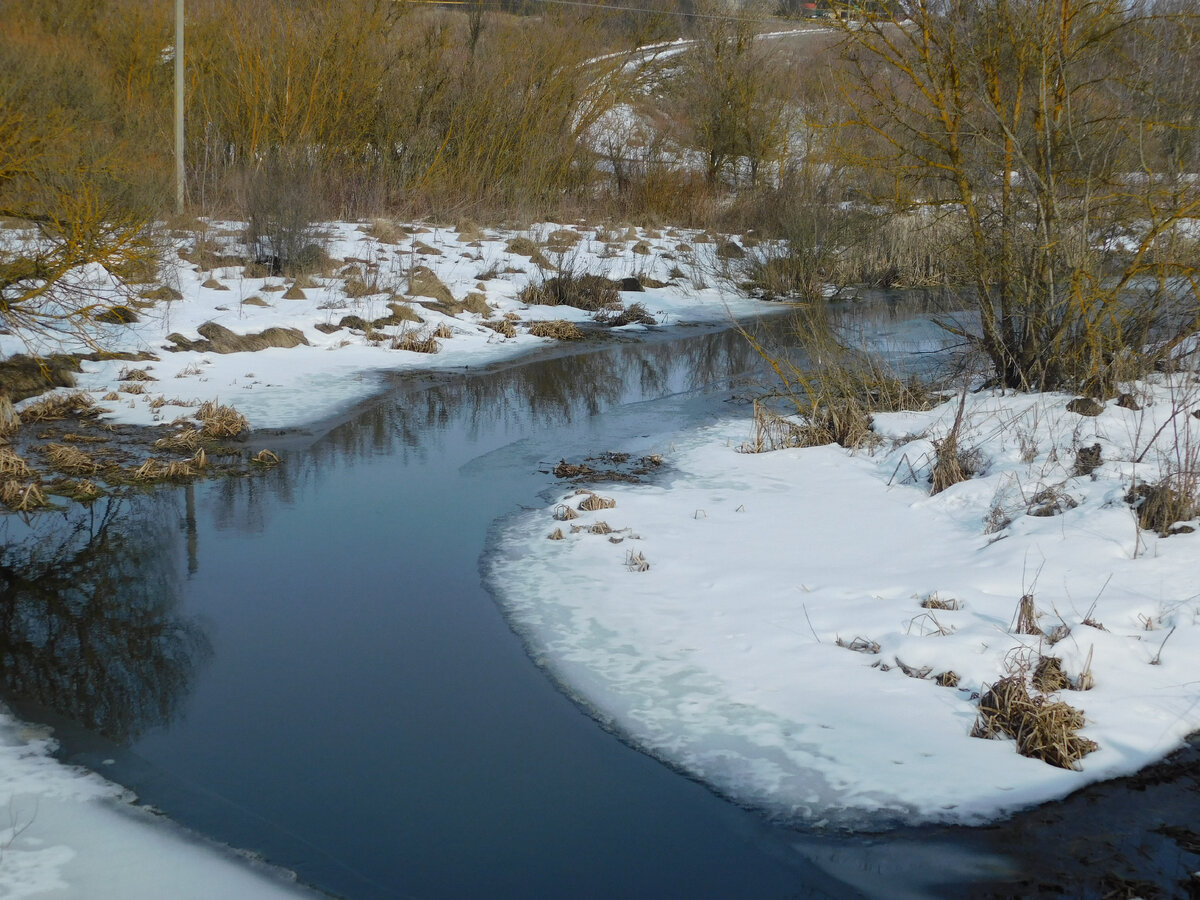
xmin=4 ymin=220 xmax=772 ymax=431
xmin=488 ymin=377 xmax=1200 ymax=828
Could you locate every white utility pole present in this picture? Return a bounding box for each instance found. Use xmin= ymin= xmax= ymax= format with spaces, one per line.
xmin=175 ymin=0 xmax=185 ymax=214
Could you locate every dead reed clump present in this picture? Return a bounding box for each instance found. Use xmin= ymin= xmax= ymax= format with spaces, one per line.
xmin=1013 ymin=593 xmax=1043 ymax=635
xmin=192 ymin=448 xmax=209 ymax=469
xmin=1032 ymin=656 xmax=1069 ymax=692
xmin=42 ymin=443 xmax=99 ymax=475
xmin=935 ymin=671 xmax=960 ymax=687
xmin=578 ymin=493 xmax=616 ymax=511
xmin=625 ymin=549 xmax=650 ymax=572
xmin=519 ymin=274 xmax=621 ymax=311
xmin=433 ymin=323 xmax=454 ymax=340
xmin=196 ymin=401 xmax=249 ymax=439
xmin=527 ymin=320 xmax=585 ymax=341
xmin=0 ymin=446 xmax=33 ymax=478
xmin=920 ymin=593 xmax=961 ymax=610
xmin=741 ymin=401 xmax=805 ymax=453
xmin=120 ymin=382 xmax=147 ymax=395
xmin=0 ymin=479 xmax=47 ymax=511
xmin=1125 ymin=478 xmax=1199 ymax=535
xmin=390 ymin=330 xmax=441 ymax=354
xmin=481 ymin=319 xmax=517 ymax=338
xmin=589 ymin=521 xmax=613 ymax=535
xmin=595 ymin=302 xmax=657 ymax=327
xmin=251 ymin=449 xmax=280 ymax=466
xmin=553 ymin=504 xmax=579 ymax=521
xmin=0 ymin=396 xmax=20 ymax=438
xmin=72 ymin=479 xmax=102 ymax=501
xmin=155 ymin=427 xmax=202 ymax=452
xmin=21 ymin=391 xmax=96 ymax=423
xmin=135 ymin=459 xmax=196 ymax=482
xmin=118 ymin=367 xmax=156 ymax=382
xmin=971 ymin=677 xmax=1098 ymax=769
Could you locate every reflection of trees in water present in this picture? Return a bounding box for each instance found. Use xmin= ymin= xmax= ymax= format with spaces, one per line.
xmin=208 ymin=303 xmax=945 ymax=529
xmin=0 ymin=497 xmax=210 ymax=743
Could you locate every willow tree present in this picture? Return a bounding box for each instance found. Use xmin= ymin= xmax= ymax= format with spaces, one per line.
xmin=834 ymin=0 xmax=1200 ymax=392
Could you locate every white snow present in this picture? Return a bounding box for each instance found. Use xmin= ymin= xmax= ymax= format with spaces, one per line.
xmin=4 ymin=221 xmax=773 ymax=431
xmin=487 ymin=377 xmax=1200 ymax=828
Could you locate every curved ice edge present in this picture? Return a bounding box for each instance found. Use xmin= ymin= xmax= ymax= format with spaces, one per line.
xmin=477 ymin=514 xmax=1008 ymax=835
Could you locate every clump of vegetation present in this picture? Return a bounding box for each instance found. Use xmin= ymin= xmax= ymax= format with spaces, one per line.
xmin=41 ymin=443 xmax=100 ymax=475
xmin=20 ymin=392 xmax=97 ymax=423
xmin=528 ymin=320 xmax=585 ymax=341
xmin=578 ymin=492 xmax=616 ymax=511
xmin=519 ymin=274 xmax=622 ymax=311
xmin=482 ymin=319 xmax=517 ymax=338
xmin=971 ymin=676 xmax=1097 ymax=770
xmin=196 ymin=401 xmax=249 ymax=440
xmin=391 ymin=330 xmax=440 ymax=353
xmin=0 ymin=479 xmax=47 ymax=511
xmin=595 ymin=302 xmax=656 ymax=327
xmin=0 ymin=397 xmax=19 ymax=438
xmin=1126 ymin=477 xmax=1199 ymax=535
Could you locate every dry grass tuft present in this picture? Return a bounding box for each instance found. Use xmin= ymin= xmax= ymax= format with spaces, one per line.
xmin=119 ymin=367 xmax=156 ymax=382
xmin=72 ymin=479 xmax=102 ymax=501
xmin=971 ymin=676 xmax=1098 ymax=769
xmin=547 ymin=527 xmax=565 ymax=540
xmin=1125 ymin=478 xmax=1199 ymax=535
xmin=135 ymin=458 xmax=196 ymax=481
xmin=505 ymin=236 xmax=552 ymax=269
xmin=0 ymin=396 xmax=20 ymax=437
xmin=433 ymin=323 xmax=454 ymax=340
xmin=741 ymin=401 xmax=805 ymax=453
xmin=155 ymin=427 xmax=202 ymax=452
xmin=528 ymin=320 xmax=585 ymax=341
xmin=0 ymin=446 xmax=32 ymax=477
xmin=0 ymin=479 xmax=47 ymax=511
xmin=482 ymin=319 xmax=517 ymax=338
xmin=21 ymin=391 xmax=96 ymax=423
xmin=519 ymin=274 xmax=621 ymax=311
xmin=935 ymin=671 xmax=960 ymax=687
xmin=1032 ymin=656 xmax=1069 ymax=692
xmin=196 ymin=401 xmax=249 ymax=439
xmin=1014 ymin=593 xmax=1043 ymax=635
xmin=625 ymin=549 xmax=650 ymax=572
xmin=192 ymin=448 xmax=209 ymax=469
xmin=920 ymin=592 xmax=961 ymax=610
xmin=251 ymin=449 xmax=280 ymax=466
xmin=594 ymin=302 xmax=657 ymax=327
xmin=836 ymin=636 xmax=881 ymax=654
xmin=553 ymin=504 xmax=579 ymax=521
xmin=42 ymin=443 xmax=99 ymax=475
xmin=588 ymin=521 xmax=613 ymax=535
xmin=578 ymin=493 xmax=616 ymax=511
xmin=390 ymin=330 xmax=441 ymax=354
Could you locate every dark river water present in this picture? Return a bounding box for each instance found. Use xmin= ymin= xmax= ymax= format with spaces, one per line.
xmin=0 ymin=300 xmax=1197 ymax=899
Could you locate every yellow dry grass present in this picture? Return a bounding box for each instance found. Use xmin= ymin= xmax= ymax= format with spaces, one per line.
xmin=528 ymin=320 xmax=585 ymax=341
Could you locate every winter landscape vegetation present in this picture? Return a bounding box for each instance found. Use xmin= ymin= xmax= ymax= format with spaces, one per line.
xmin=1 ymin=0 xmax=1199 ymax=896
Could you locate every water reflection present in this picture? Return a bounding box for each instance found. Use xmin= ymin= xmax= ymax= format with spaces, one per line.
xmin=0 ymin=497 xmax=211 ymax=742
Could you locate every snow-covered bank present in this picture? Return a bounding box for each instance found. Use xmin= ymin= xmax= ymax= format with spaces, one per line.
xmin=487 ymin=377 xmax=1200 ymax=828
xmin=3 ymin=221 xmax=777 ymax=432
xmin=0 ymin=713 xmax=317 ymax=898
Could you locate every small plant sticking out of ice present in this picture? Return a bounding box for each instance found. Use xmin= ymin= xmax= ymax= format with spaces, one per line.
xmin=835 ymin=636 xmax=881 ymax=654
xmin=1013 ymin=593 xmax=1043 ymax=635
xmin=251 ymin=449 xmax=280 ymax=467
xmin=625 ymin=549 xmax=649 ymax=572
xmin=578 ymin=492 xmax=616 ymax=511
xmin=971 ymin=677 xmax=1098 ymax=770
xmin=547 ymin=528 xmax=564 ymax=541
xmin=196 ymin=401 xmax=248 ymax=439
xmin=920 ymin=592 xmax=961 ymax=610
xmin=552 ymin=504 xmax=578 ymax=521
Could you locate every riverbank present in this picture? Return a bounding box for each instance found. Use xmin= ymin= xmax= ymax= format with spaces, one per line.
xmin=489 ymin=377 xmax=1200 ymax=831
xmin=0 ymin=221 xmax=784 ymax=897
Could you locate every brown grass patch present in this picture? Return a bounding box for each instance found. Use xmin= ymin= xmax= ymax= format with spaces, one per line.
xmin=519 ymin=274 xmax=621 ymax=311
xmin=390 ymin=330 xmax=441 ymax=354
xmin=135 ymin=458 xmax=196 ymax=482
xmin=482 ymin=319 xmax=517 ymax=338
xmin=0 ymin=446 xmax=32 ymax=478
xmin=505 ymin=236 xmax=552 ymax=269
xmin=920 ymin=593 xmax=961 ymax=610
xmin=21 ymin=391 xmax=96 ymax=423
xmin=588 ymin=521 xmax=613 ymax=535
xmin=42 ymin=443 xmax=99 ymax=475
xmin=1013 ymin=593 xmax=1043 ymax=635
xmin=595 ymin=302 xmax=657 ymax=327
xmin=1032 ymin=656 xmax=1069 ymax=693
xmin=547 ymin=527 xmax=565 ymax=540
xmin=578 ymin=493 xmax=616 ymax=511
xmin=155 ymin=427 xmax=203 ymax=452
xmin=433 ymin=323 xmax=454 ymax=340
xmin=0 ymin=479 xmax=47 ymax=510
xmin=197 ymin=401 xmax=249 ymax=439
xmin=971 ymin=676 xmax=1098 ymax=769
xmin=528 ymin=320 xmax=585 ymax=341
xmin=1125 ymin=478 xmax=1199 ymax=535
xmin=119 ymin=368 xmax=156 ymax=382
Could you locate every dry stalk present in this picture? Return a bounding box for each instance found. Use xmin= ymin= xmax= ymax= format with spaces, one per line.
xmin=0 ymin=396 xmax=19 ymax=437
xmin=971 ymin=676 xmax=1098 ymax=769
xmin=1013 ymin=593 xmax=1043 ymax=635
xmin=578 ymin=493 xmax=616 ymax=511
xmin=552 ymin=504 xmax=579 ymax=521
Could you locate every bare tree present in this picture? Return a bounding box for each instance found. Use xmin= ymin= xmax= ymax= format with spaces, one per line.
xmin=833 ymin=0 xmax=1200 ymax=392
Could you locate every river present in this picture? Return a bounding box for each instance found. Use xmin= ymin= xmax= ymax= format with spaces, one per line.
xmin=1 ymin=299 xmax=1196 ymax=899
